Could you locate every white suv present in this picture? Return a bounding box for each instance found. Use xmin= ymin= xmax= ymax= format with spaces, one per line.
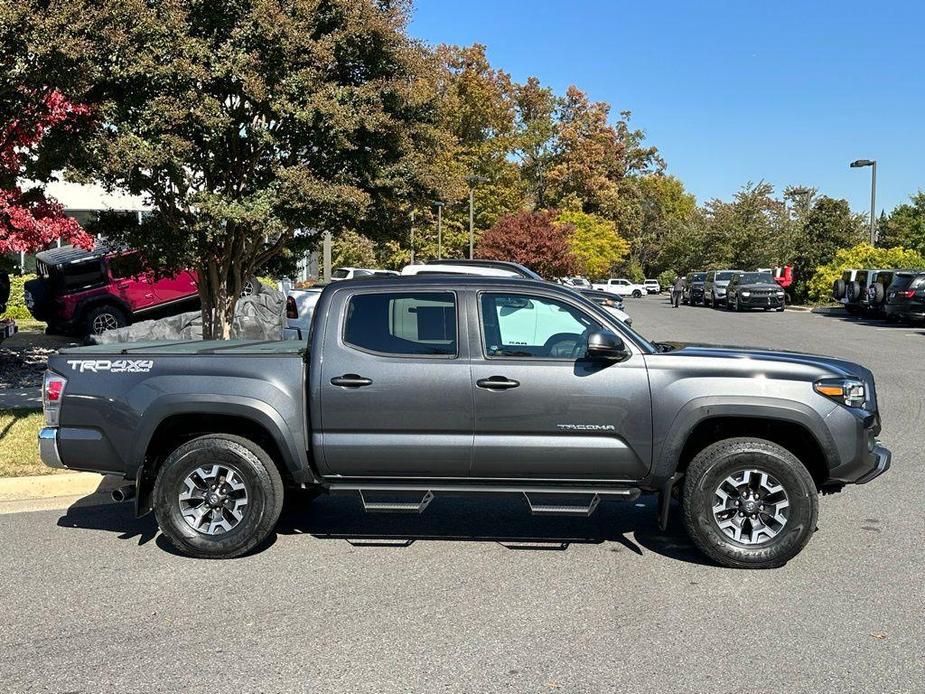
xmin=643 ymin=279 xmax=661 ymax=294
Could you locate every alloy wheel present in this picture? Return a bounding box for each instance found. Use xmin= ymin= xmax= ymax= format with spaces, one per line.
xmin=712 ymin=469 xmax=790 ymax=545
xmin=179 ymin=464 xmax=249 ymax=535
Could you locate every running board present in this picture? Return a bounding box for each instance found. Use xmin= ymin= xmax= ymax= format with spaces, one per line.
xmin=358 ymin=489 xmax=433 ymax=514
xmin=524 ymin=492 xmax=600 ymax=517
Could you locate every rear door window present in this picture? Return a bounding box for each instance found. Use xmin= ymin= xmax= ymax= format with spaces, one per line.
xmin=59 ymin=259 xmax=107 ymax=291
xmin=343 ymin=292 xmax=457 ymax=356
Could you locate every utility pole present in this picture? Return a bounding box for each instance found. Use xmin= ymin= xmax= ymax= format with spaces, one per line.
xmin=322 ymin=230 xmax=332 ymax=282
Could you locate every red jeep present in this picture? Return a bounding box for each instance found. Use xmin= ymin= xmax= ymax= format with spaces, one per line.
xmin=24 ymin=245 xmax=199 ymax=336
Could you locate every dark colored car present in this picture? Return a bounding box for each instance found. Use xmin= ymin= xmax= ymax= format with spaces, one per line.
xmin=40 ymin=276 xmax=890 ymax=569
xmin=0 ymin=271 xmax=16 ymax=343
xmin=24 ymin=245 xmax=199 ymax=337
xmin=884 ymin=271 xmax=925 ymax=322
xmin=683 ymin=272 xmax=706 ymax=305
xmin=725 ymin=272 xmax=786 ymax=312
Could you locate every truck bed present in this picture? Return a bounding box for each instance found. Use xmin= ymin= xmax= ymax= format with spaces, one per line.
xmin=60 ymin=339 xmax=306 ymax=356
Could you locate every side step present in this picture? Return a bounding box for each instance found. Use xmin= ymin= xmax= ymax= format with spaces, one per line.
xmin=358 ymin=490 xmax=433 ymax=514
xmin=328 ymin=482 xmax=641 ymax=516
xmin=523 ymin=492 xmax=601 ymax=517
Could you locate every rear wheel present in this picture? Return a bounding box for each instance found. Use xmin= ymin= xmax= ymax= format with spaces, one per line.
xmin=84 ymin=304 xmax=127 ymax=336
xmin=153 ymin=434 xmax=285 ymax=559
xmin=681 ymin=437 xmax=818 ymax=569
xmin=632 ymin=289 xmax=642 ymax=298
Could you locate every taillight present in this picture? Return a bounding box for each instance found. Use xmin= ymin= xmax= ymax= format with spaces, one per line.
xmin=898 ymin=290 xmax=915 ymax=298
xmin=43 ymin=371 xmax=67 ymax=426
xmin=286 ymin=296 xmax=298 ymax=319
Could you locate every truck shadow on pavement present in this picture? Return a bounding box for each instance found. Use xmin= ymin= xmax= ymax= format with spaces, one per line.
xmin=56 ymin=492 xmax=711 ymax=566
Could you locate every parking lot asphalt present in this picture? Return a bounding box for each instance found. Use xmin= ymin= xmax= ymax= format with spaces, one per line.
xmin=0 ymin=295 xmax=921 ymax=694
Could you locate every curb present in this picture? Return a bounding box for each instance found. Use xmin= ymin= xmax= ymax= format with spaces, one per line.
xmin=0 ymin=472 xmax=121 ymax=503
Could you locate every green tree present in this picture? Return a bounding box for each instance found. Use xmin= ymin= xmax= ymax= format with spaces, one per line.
xmin=332 ymin=230 xmax=377 ymax=270
xmin=631 ymin=174 xmax=697 ymax=275
xmin=789 ymin=195 xmax=865 ymax=300
xmin=33 ymin=0 xmax=435 ymax=338
xmin=557 ymin=210 xmax=630 ymax=278
xmin=878 ymin=192 xmax=925 ymax=255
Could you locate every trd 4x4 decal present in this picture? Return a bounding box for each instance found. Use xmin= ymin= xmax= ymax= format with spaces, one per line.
xmin=66 ymin=359 xmax=154 ymax=374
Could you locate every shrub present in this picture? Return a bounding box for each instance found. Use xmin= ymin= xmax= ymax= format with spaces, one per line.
xmin=807 ymin=244 xmax=925 ymax=302
xmin=2 ymin=274 xmax=35 ymax=320
xmin=657 ymin=269 xmax=676 ymax=290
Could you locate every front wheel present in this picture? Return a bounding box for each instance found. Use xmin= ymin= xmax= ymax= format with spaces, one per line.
xmin=632 ymin=290 xmax=642 ymax=298
xmin=681 ymin=437 xmax=818 ymax=569
xmin=153 ymin=434 xmax=285 ymax=559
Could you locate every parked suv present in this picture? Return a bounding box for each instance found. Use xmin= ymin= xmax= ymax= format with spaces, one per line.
xmin=703 ymin=269 xmax=744 ymax=308
xmin=725 ymin=272 xmax=785 ymax=312
xmin=682 ymin=271 xmax=706 ymax=305
xmin=0 ymin=271 xmax=16 ymax=343
xmin=832 ymin=269 xmax=886 ymax=315
xmin=884 ymin=271 xmax=925 ymax=322
xmin=643 ymin=279 xmax=661 ymax=294
xmin=24 ymin=245 xmax=199 ymax=336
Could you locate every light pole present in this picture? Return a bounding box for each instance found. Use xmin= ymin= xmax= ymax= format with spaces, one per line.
xmin=431 ymin=201 xmax=444 ymax=259
xmin=467 ymin=176 xmax=488 ymax=259
xmin=850 ymin=159 xmax=877 ymax=244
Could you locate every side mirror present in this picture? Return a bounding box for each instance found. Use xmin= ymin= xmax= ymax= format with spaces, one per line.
xmin=585 ymin=330 xmax=629 ymax=360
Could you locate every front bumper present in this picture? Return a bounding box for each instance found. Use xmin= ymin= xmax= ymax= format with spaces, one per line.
xmin=855 ymin=444 xmax=891 ymax=484
xmin=38 ymin=427 xmax=67 ymax=469
xmin=739 ymin=295 xmax=784 ymax=308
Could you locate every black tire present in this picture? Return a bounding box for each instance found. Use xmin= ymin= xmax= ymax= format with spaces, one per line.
xmin=681 ymin=437 xmax=818 ymax=569
xmin=846 ymin=280 xmax=862 ymax=301
xmin=832 ymin=278 xmax=846 ymax=300
xmin=776 ymin=304 xmax=785 ymax=312
xmin=153 ymin=434 xmax=285 ymax=559
xmin=871 ymin=283 xmax=885 ymax=305
xmin=711 ymin=293 xmax=720 ymax=309
xmin=632 ymin=289 xmax=642 ymax=298
xmin=84 ymin=304 xmax=127 ymax=336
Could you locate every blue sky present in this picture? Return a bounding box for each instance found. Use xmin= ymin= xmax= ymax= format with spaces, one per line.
xmin=410 ymin=1 xmax=924 ymax=216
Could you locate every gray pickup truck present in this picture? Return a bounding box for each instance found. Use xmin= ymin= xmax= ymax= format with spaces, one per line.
xmin=38 ymin=276 xmax=890 ymax=568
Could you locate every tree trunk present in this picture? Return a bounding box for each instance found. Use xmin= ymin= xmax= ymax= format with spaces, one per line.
xmin=198 ymin=257 xmax=245 ymax=340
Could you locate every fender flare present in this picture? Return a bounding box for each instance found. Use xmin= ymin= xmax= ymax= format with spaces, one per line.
xmin=132 ymin=394 xmax=314 ymax=515
xmin=648 ymin=396 xmax=839 ymax=485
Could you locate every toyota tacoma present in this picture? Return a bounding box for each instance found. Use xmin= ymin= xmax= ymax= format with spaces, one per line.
xmin=38 ymin=276 xmax=890 ymax=568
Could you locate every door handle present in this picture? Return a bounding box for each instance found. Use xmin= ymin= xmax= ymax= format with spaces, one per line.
xmin=476 ymin=376 xmax=520 ymax=390
xmin=330 ymin=374 xmax=373 ymax=388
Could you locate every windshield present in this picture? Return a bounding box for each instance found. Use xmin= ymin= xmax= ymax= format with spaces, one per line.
xmin=715 ymin=272 xmax=737 ymax=281
xmin=740 ymin=273 xmax=775 ymax=285
xmin=691 ymin=273 xmax=706 ymax=282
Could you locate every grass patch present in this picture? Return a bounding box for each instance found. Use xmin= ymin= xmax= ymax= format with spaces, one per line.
xmin=12 ymin=319 xmax=48 ymax=333
xmin=0 ymin=409 xmax=61 ymax=477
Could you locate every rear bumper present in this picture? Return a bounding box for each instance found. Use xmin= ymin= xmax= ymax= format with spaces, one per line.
xmin=38 ymin=427 xmax=67 ymax=469
xmin=0 ymin=318 xmax=16 ymax=341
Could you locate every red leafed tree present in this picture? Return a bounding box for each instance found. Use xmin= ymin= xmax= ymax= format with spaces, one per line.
xmin=475 ymin=209 xmax=578 ymax=278
xmin=0 ymin=89 xmax=93 ymax=254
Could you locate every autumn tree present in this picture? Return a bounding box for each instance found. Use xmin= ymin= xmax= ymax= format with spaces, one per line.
xmin=34 ymin=0 xmax=437 ymax=338
xmin=0 ymin=2 xmax=92 ymax=259
xmin=557 ymin=210 xmax=629 ymax=278
xmin=475 ymin=210 xmax=577 ymax=278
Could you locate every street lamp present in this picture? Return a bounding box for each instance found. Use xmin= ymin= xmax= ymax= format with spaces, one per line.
xmin=431 ymin=201 xmax=444 ymax=259
xmin=467 ymin=176 xmax=488 ymax=259
xmin=850 ymin=159 xmax=877 ymax=244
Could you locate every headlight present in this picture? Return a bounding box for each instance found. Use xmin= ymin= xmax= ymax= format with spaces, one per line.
xmin=814 ymin=378 xmax=866 ymax=408
xmin=741 ymin=291 xmax=751 ymax=297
